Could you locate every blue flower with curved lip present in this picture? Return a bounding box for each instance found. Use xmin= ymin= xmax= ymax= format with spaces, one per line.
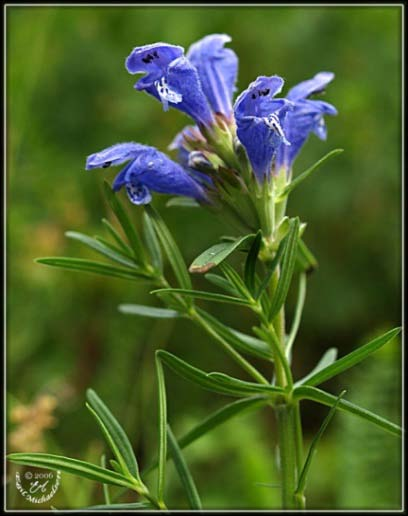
xmin=276 ymin=72 xmax=337 ymax=170
xmin=125 ymin=43 xmax=214 ymax=127
xmin=234 ymin=76 xmax=293 ymax=180
xmin=187 ymin=34 xmax=238 ymax=118
xmin=86 ymin=143 xmax=207 ymax=205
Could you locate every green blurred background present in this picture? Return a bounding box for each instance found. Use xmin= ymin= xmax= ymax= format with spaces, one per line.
xmin=6 ymin=5 xmax=402 ymax=510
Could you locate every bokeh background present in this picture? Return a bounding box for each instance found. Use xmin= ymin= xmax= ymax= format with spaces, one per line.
xmin=6 ymin=5 xmax=402 ymax=510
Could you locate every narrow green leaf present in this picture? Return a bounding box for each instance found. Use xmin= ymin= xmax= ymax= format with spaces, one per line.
xmin=207 ymin=372 xmax=285 ymax=396
xmin=295 ymin=348 xmax=338 ymax=386
xmin=118 ymin=304 xmax=181 ymax=319
xmin=279 ymin=149 xmax=344 ymax=198
xmin=102 ymin=218 xmax=134 ymax=257
xmin=100 ymin=455 xmax=111 ymax=505
xmin=296 ymin=390 xmax=346 ymax=497
xmin=189 ymin=234 xmax=255 ymax=274
xmin=196 ymin=308 xmax=273 ymax=361
xmin=268 ymin=217 xmax=300 ymax=320
xmin=293 ymin=386 xmax=402 ymax=437
xmin=255 ymin=237 xmax=286 ymax=300
xmin=35 ymin=257 xmax=152 ymax=281
xmin=155 ymin=353 xmax=167 ymax=506
xmin=109 ymin=460 xmax=122 ymax=474
xmin=299 ymin=327 xmax=401 ymax=387
xmin=151 ymin=288 xmax=252 ymax=307
xmin=219 ymin=262 xmax=253 ymax=300
xmin=166 ymin=197 xmax=200 ymax=208
xmin=7 ymin=453 xmax=136 ymax=489
xmin=157 ymin=350 xmax=259 ymax=397
xmin=86 ymin=389 xmax=140 ymax=480
xmin=94 ymin=235 xmax=133 ymax=259
xmin=244 ymin=230 xmax=263 ymax=294
xmin=65 ymin=231 xmax=138 ymax=269
xmin=142 ymin=212 xmax=163 ymax=272
xmin=103 ymin=181 xmax=146 ymax=262
xmin=178 ymin=396 xmax=267 ymax=449
xmin=167 ymin=426 xmax=202 ymax=510
xmin=80 ymin=502 xmax=152 ymax=511
xmin=296 ymin=238 xmax=318 ymax=274
xmin=286 ymin=273 xmax=307 ymax=360
xmin=204 ymin=273 xmax=240 ymax=296
xmin=144 ymin=204 xmax=192 ymax=292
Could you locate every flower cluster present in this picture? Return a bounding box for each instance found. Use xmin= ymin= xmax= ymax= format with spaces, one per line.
xmin=86 ymin=34 xmax=336 ymax=214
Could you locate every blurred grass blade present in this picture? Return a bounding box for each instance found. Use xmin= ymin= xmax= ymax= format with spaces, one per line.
xmin=151 ymin=288 xmax=252 ymax=306
xmin=100 ymin=455 xmax=111 ymax=505
xmin=244 ymin=230 xmax=262 ymax=294
xmin=102 ymin=217 xmax=135 ymax=257
xmin=206 ymin=372 xmax=285 ymax=395
xmin=189 ymin=234 xmax=255 ymax=274
xmin=118 ymin=304 xmax=181 ymax=318
xmin=103 ymin=181 xmax=146 ymax=263
xmin=35 ymin=257 xmax=152 ymax=281
xmin=196 ymin=308 xmax=273 ymax=361
xmin=299 ymin=327 xmax=401 ymax=387
xmin=295 ymin=347 xmax=338 ymax=386
xmin=157 ymin=350 xmax=257 ymax=397
xmin=167 ymin=425 xmax=202 ymax=510
xmin=7 ymin=453 xmax=136 ymax=489
xmin=296 ymin=238 xmax=318 ymax=274
xmin=279 ymin=149 xmax=344 ymax=198
xmin=142 ymin=212 xmax=163 ymax=272
xmin=293 ymin=386 xmax=402 ymax=437
xmin=86 ymin=389 xmax=140 ymax=481
xmin=80 ymin=502 xmax=152 ymax=511
xmin=155 ymin=353 xmax=167 ymax=507
xmin=204 ymin=273 xmax=240 ymax=296
xmin=295 ymin=390 xmax=346 ymax=499
xmin=166 ymin=196 xmax=200 ymax=208
xmin=144 ymin=205 xmax=192 ymax=292
xmin=285 ymin=273 xmax=307 ymax=360
xmin=65 ymin=231 xmax=138 ymax=268
xmin=268 ymin=217 xmax=300 ymax=320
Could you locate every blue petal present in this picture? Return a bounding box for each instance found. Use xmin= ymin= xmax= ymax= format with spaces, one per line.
xmin=126 ymin=182 xmax=152 ymax=205
xmin=168 ymin=125 xmax=206 ymax=167
xmin=234 ymin=76 xmax=293 ymax=179
xmin=126 ymin=42 xmax=213 ymax=126
xmin=113 ymin=147 xmax=207 ymax=202
xmin=287 ymin=71 xmax=335 ymax=101
xmin=86 ymin=142 xmax=145 ymax=170
xmin=165 ymin=56 xmax=214 ymax=125
xmin=125 ymin=43 xmax=184 ymax=87
xmin=276 ymin=99 xmax=337 ymax=169
xmin=187 ymin=34 xmax=238 ymax=117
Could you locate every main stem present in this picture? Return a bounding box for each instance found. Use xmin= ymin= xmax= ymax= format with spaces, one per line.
xmin=270 ymin=268 xmax=299 ymax=510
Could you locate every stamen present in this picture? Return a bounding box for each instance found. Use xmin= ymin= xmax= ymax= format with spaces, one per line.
xmin=154 ymin=77 xmax=182 ymax=111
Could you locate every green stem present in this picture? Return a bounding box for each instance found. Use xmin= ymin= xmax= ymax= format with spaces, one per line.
xmin=276 ymin=403 xmax=297 ymax=509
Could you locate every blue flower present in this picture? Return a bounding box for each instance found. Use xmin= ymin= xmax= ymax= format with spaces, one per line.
xmin=276 ymin=72 xmax=337 ymax=170
xmin=125 ymin=43 xmax=214 ymax=127
xmin=86 ymin=143 xmax=207 ymax=205
xmin=187 ymin=34 xmax=238 ymax=119
xmin=234 ymin=76 xmax=293 ymax=180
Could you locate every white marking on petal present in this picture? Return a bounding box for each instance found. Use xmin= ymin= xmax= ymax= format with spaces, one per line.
xmin=264 ymin=114 xmax=290 ymax=146
xmin=154 ymin=77 xmax=182 ymax=111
